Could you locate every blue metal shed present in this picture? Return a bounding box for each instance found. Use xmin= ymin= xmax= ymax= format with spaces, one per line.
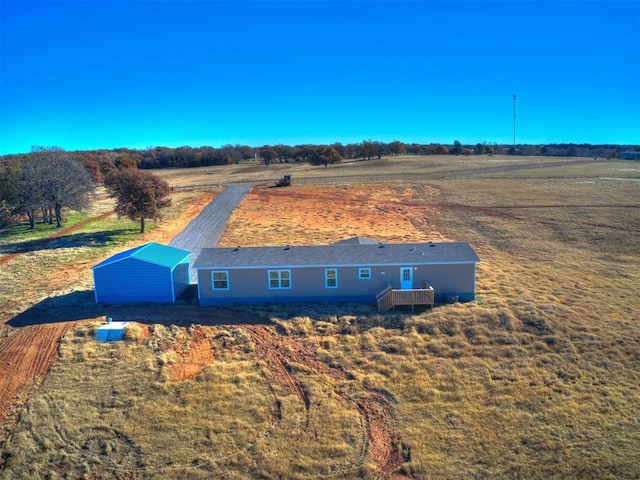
xmin=92 ymin=242 xmax=190 ymax=304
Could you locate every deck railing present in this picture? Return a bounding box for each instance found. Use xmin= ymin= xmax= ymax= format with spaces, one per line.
xmin=376 ymin=282 xmax=434 ymax=312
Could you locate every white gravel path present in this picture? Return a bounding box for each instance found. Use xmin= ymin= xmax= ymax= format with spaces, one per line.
xmin=169 ymin=183 xmax=252 ymax=278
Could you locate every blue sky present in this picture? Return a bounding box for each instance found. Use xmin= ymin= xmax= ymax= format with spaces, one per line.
xmin=1 ymin=0 xmax=639 ymax=155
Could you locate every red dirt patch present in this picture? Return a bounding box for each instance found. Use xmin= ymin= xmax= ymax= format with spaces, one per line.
xmin=0 ymin=322 xmax=76 ymax=426
xmin=220 ymin=184 xmax=449 ymax=247
xmin=168 ymin=326 xmax=216 ymax=382
xmin=358 ymin=395 xmax=407 ymax=476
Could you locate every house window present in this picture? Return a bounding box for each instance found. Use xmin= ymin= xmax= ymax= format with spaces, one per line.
xmin=212 ymin=271 xmax=229 ymax=290
xmin=325 ymin=268 xmax=338 ymax=288
xmin=268 ymin=270 xmax=291 ymax=289
xmin=359 ymin=268 xmax=372 ymax=280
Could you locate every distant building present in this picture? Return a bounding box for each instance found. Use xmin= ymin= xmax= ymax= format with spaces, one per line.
xmin=620 ymin=151 xmax=640 ymax=160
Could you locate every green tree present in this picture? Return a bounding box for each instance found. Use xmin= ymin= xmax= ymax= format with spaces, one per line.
xmin=372 ymin=141 xmax=388 ymax=159
xmin=309 ymin=146 xmax=343 ymax=168
xmin=273 ymin=144 xmax=295 ymax=162
xmin=358 ymin=140 xmax=376 ymax=161
xmin=450 ymin=140 xmax=463 ymax=155
xmin=474 ymin=143 xmax=486 ymax=155
xmin=104 ymin=169 xmax=171 ymax=233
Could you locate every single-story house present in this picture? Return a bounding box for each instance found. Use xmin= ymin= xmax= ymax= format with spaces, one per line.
xmin=620 ymin=151 xmax=640 ymax=160
xmin=193 ymin=238 xmax=479 ymax=309
xmin=92 ymin=242 xmax=190 ymax=304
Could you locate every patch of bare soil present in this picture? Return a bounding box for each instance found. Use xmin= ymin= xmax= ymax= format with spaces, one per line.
xmin=0 ymin=322 xmax=76 ymax=423
xmin=167 ymin=326 xmax=216 ymax=382
xmin=219 ymin=184 xmax=449 ymax=247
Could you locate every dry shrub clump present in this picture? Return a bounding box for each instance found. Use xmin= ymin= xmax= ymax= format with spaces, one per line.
xmin=123 ymin=322 xmax=143 ymax=341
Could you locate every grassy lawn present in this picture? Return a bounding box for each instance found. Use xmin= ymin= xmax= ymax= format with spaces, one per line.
xmin=0 ymin=211 xmax=93 ymax=243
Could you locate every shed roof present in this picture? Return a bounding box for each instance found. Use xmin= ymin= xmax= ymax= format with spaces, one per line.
xmin=93 ymin=242 xmax=190 ymax=270
xmin=193 ymin=241 xmax=479 ymax=270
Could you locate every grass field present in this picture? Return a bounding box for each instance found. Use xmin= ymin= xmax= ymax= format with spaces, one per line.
xmin=1 ymin=155 xmax=639 ymax=479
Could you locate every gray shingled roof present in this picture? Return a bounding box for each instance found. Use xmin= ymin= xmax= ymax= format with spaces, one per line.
xmin=331 ymin=236 xmax=379 ymax=245
xmin=193 ymin=241 xmax=479 ymax=269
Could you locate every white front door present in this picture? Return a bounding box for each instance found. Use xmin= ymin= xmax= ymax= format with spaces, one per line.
xmin=400 ymin=267 xmax=413 ymax=289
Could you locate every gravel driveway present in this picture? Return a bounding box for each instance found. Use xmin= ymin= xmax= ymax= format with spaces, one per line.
xmin=169 ymin=183 xmax=252 ymax=276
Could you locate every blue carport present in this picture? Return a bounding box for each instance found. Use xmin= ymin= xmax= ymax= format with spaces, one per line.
xmin=92 ymin=242 xmax=190 ymax=304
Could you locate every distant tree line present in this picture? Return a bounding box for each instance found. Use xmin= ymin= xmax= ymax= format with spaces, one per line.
xmin=1 ymin=140 xmax=637 ymax=228
xmin=2 ymin=141 xmax=635 ymax=178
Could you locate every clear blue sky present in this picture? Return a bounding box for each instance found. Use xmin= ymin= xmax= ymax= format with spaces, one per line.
xmin=1 ymin=0 xmax=639 ymax=155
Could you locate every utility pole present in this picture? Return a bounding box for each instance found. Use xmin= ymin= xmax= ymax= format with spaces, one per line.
xmin=513 ymin=94 xmax=517 ymax=149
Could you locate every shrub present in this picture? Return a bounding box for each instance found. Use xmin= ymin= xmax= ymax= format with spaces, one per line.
xmin=123 ymin=323 xmax=143 ymax=341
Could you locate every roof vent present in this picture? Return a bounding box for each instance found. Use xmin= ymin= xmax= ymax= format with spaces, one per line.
xmin=233 ymin=246 xmax=241 ymax=251
xmin=429 ymin=244 xmax=436 ymax=247
xmin=378 ymin=242 xmax=384 ymax=248
xmin=284 ymin=245 xmax=290 ymax=250
xmin=410 ymin=246 xmax=416 ymax=251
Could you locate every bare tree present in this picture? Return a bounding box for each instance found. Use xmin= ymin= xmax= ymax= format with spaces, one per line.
xmin=17 ymin=161 xmax=46 ymax=229
xmin=259 ymin=147 xmax=277 ymax=167
xmin=30 ymin=147 xmax=95 ymax=227
xmin=0 ymin=160 xmax=21 ymax=227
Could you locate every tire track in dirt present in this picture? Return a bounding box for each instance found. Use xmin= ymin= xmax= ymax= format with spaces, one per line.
xmin=0 ymin=322 xmax=75 ymax=430
xmin=242 ymin=325 xmax=311 ymax=421
xmin=241 ymin=325 xmax=408 ymax=477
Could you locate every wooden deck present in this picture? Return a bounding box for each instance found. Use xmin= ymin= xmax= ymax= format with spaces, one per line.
xmin=376 ymin=282 xmax=435 ymax=312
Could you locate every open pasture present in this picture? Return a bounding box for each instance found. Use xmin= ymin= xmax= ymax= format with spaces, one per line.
xmin=1 ymin=156 xmax=639 ymax=479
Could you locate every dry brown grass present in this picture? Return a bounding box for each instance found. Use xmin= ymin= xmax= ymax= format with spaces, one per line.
xmin=1 ymin=156 xmax=639 ymax=478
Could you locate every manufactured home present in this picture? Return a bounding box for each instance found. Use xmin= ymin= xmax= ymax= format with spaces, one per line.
xmin=193 ymin=238 xmax=479 ymax=310
xmin=92 ymin=242 xmax=190 ymax=305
